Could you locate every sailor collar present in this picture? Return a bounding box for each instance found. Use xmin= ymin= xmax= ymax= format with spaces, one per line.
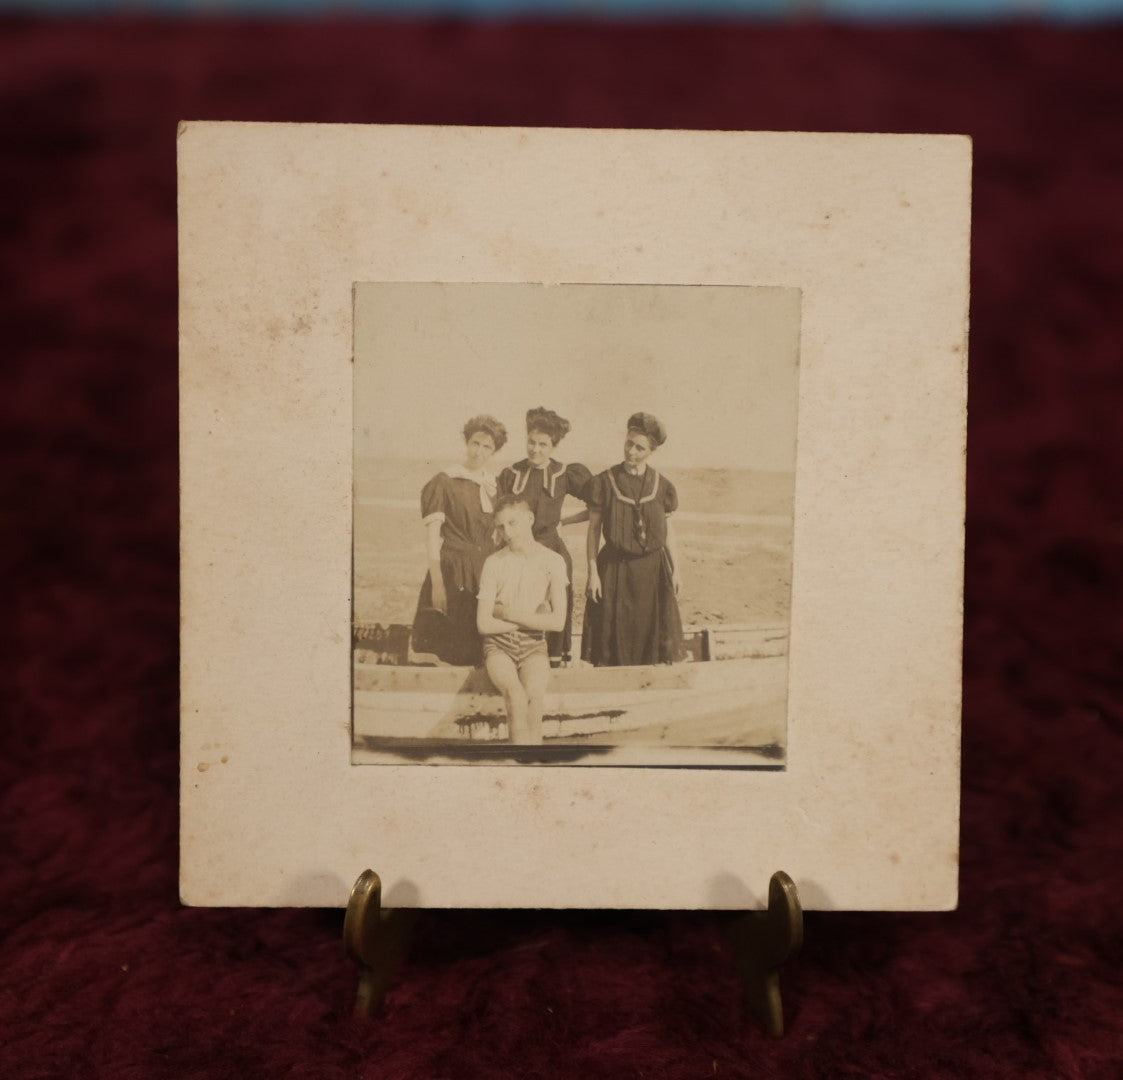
xmin=607 ymin=464 xmax=661 ymax=505
xmin=444 ymin=465 xmax=497 ymax=512
xmin=509 ymin=459 xmax=566 ymax=499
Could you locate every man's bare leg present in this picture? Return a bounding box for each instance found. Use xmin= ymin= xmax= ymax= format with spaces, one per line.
xmin=518 ymin=652 xmax=550 ymax=746
xmin=485 ymin=650 xmax=530 ymax=743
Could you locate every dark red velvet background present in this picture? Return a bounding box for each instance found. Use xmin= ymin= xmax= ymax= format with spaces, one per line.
xmin=4 ymin=17 xmax=1122 ymax=1078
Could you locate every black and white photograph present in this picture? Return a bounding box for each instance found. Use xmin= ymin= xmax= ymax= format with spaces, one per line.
xmin=352 ymin=282 xmax=800 ymax=766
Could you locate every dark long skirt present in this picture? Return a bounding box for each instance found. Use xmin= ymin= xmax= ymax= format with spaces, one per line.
xmin=411 ymin=545 xmax=487 ymax=666
xmin=581 ymin=545 xmax=685 ymax=667
xmin=537 ymin=528 xmax=575 ymax=661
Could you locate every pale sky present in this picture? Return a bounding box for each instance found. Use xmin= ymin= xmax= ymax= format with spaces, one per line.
xmin=354 ymin=283 xmax=800 ymax=472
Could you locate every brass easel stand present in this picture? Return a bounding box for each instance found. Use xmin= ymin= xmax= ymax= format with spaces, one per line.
xmin=342 ymin=870 xmax=419 ymax=1017
xmin=344 ymin=868 xmax=802 ymax=1034
xmin=728 ymin=871 xmax=804 ymax=1036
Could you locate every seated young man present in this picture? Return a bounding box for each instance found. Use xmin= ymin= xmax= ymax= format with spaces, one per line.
xmin=476 ymin=496 xmax=568 ymax=745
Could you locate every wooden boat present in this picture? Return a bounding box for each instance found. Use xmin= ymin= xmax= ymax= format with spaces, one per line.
xmin=352 ymin=622 xmax=789 ymax=755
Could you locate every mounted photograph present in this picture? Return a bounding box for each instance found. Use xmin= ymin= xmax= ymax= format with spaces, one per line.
xmin=352 ymin=282 xmax=801 ymax=767
xmin=180 ymin=123 xmax=969 ymax=909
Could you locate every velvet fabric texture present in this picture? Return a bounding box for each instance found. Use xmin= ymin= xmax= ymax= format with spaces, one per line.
xmin=4 ymin=17 xmax=1122 ymax=1078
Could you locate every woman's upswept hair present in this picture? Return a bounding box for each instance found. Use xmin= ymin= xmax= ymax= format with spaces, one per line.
xmin=626 ymin=411 xmax=668 ymax=448
xmin=525 ymin=406 xmax=571 ymax=446
xmin=462 ymin=414 xmax=508 ymax=452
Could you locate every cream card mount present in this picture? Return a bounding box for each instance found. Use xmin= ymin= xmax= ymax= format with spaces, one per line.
xmin=179 ymin=123 xmax=970 ymax=910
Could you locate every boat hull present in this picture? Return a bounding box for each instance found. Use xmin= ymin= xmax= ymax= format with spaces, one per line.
xmin=352 ymin=653 xmax=788 ymax=766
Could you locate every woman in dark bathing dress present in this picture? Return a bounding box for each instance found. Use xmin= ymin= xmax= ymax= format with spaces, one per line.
xmin=582 ymin=412 xmax=685 ymax=667
xmin=412 ymin=414 xmax=508 ymax=666
xmin=497 ymin=407 xmax=592 ymax=665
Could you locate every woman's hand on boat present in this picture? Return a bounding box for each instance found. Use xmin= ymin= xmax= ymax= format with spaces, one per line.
xmin=587 ymin=569 xmax=602 ymax=602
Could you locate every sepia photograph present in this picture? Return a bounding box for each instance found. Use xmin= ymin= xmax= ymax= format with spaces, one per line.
xmin=352 ymin=282 xmax=800 ymax=767
xmin=180 ymin=123 xmax=968 ymax=908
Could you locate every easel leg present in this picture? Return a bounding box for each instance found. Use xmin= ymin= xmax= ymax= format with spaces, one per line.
xmin=343 ymin=869 xmax=419 ymax=1017
xmin=728 ymin=871 xmax=803 ymax=1036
